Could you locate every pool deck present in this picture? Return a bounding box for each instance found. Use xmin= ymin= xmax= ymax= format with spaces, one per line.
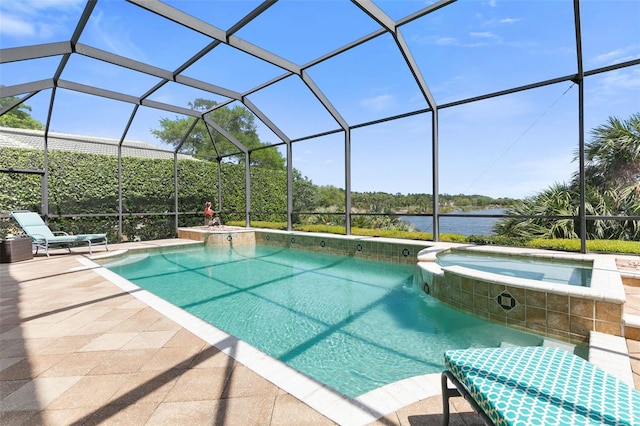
xmin=2 ymin=239 xmax=639 ymax=425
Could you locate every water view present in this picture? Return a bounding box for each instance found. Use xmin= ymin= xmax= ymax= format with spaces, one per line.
xmin=401 ymin=209 xmax=505 ymax=236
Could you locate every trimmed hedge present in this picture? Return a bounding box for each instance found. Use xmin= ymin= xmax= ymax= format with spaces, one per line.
xmin=0 ymin=147 xmax=286 ymax=240
xmin=527 ymin=238 xmax=640 ymax=254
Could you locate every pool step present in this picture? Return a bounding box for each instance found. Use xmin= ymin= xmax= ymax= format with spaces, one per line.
xmin=542 ymin=338 xmax=577 ymax=353
xmin=500 ymin=338 xmax=577 ymax=354
xmin=624 ymin=313 xmax=640 ymax=341
xmin=589 ymin=331 xmax=635 ymax=385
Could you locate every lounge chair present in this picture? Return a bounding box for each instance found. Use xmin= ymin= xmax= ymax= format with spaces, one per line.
xmin=441 ymin=346 xmax=640 ymax=425
xmin=10 ymin=210 xmax=108 ymax=257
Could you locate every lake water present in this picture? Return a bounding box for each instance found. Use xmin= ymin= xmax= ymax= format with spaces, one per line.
xmin=400 ymin=209 xmax=505 ymax=236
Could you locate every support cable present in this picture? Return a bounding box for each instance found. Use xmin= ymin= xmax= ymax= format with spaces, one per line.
xmin=462 ymin=82 xmax=576 ymax=194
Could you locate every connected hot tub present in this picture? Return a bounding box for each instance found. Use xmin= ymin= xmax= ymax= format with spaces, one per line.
xmin=436 ymin=249 xmax=593 ymax=287
xmin=417 ymin=246 xmax=626 ymax=344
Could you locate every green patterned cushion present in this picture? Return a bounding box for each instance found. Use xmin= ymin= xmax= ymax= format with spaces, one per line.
xmin=444 ymin=346 xmax=640 ymax=425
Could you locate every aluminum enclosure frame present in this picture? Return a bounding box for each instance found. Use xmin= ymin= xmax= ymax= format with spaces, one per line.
xmin=1 ymin=0 xmax=639 ymax=252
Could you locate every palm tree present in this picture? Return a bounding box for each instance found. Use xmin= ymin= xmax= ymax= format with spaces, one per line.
xmin=495 ymin=113 xmax=640 ymax=241
xmin=574 ymin=113 xmax=640 ymax=192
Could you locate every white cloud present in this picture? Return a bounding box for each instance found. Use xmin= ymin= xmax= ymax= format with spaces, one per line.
xmin=0 ymin=14 xmax=36 ymax=37
xmin=470 ymin=31 xmax=497 ymax=39
xmin=588 ymin=46 xmax=640 ymax=67
xmin=3 ymin=0 xmax=84 ymax=13
xmin=413 ymin=31 xmax=501 ymax=49
xmin=360 ymin=94 xmax=395 ymax=112
xmin=436 ymin=37 xmax=458 ymax=45
xmin=500 ymin=17 xmax=520 ymax=24
xmin=0 ymin=0 xmax=83 ymax=41
xmin=88 ymin=10 xmax=147 ymax=61
xmin=481 ymin=16 xmax=522 ymax=28
xmin=590 ymin=49 xmax=624 ymax=65
xmin=596 ymin=69 xmax=640 ymax=91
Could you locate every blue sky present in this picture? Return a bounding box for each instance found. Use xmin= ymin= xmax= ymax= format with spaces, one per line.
xmin=1 ymin=0 xmax=639 ymax=199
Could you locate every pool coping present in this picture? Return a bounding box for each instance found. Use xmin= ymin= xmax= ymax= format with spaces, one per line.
xmin=84 ymin=240 xmax=635 ymax=424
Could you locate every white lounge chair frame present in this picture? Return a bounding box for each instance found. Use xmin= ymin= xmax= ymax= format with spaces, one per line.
xmin=11 ymin=210 xmax=108 ymax=257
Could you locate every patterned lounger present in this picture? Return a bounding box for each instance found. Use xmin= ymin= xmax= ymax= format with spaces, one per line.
xmin=441 ymin=346 xmax=640 ymax=425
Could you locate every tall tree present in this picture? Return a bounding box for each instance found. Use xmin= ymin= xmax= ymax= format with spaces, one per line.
xmin=316 ymin=185 xmax=344 ymax=209
xmin=292 ymin=169 xmax=319 ymax=213
xmin=0 ymin=95 xmax=44 ymax=130
xmin=495 ymin=113 xmax=640 ymax=240
xmin=152 ymin=98 xmax=285 ymax=170
xmin=574 ymin=113 xmax=640 ymax=192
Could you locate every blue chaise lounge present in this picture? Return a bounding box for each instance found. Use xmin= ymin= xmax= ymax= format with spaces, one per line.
xmin=441 ymin=346 xmax=640 ymax=425
xmin=11 ymin=210 xmax=108 ymax=257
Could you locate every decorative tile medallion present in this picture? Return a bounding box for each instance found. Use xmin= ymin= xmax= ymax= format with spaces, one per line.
xmin=496 ymin=290 xmax=518 ymax=312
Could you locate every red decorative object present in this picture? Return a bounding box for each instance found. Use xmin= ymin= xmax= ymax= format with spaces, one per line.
xmin=204 ymin=201 xmax=214 ymax=218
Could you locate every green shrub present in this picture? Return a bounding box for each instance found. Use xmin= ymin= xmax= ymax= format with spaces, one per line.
xmin=527 ymin=238 xmax=640 ymax=254
xmin=466 ymin=235 xmax=531 ymax=247
xmin=438 ymin=233 xmax=469 ymax=243
xmin=294 ymin=224 xmax=346 ymax=235
xmin=245 ymin=221 xmax=287 ymax=230
xmin=0 ymin=147 xmax=288 ymax=241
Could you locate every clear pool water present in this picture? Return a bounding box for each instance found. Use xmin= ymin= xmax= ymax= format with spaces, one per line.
xmin=437 ymin=251 xmax=593 ymax=287
xmin=103 ymin=244 xmax=546 ymax=398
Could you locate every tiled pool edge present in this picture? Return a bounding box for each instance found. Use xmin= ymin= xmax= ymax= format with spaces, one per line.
xmin=78 ymin=256 xmax=443 ymax=425
xmin=178 ymin=227 xmax=434 ymax=266
xmin=417 ymin=246 xmax=627 ymax=345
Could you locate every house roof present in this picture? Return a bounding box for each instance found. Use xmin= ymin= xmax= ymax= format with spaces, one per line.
xmin=0 ymin=126 xmax=194 ymax=160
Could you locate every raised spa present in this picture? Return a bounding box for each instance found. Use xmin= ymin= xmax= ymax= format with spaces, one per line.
xmin=417 ymin=246 xmax=626 ymax=342
xmin=436 ymin=250 xmax=592 ymax=287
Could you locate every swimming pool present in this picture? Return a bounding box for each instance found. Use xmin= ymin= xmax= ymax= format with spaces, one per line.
xmin=101 ymin=244 xmax=547 ymax=398
xmin=437 ymin=250 xmax=593 ymax=287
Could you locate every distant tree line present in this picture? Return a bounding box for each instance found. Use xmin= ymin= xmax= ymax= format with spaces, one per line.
xmin=299 ymin=187 xmax=516 ymax=214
